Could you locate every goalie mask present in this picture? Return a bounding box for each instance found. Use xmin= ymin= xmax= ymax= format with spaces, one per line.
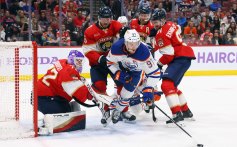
xmin=124 ymin=29 xmax=141 ymax=54
xmin=68 ymin=50 xmax=84 ymax=73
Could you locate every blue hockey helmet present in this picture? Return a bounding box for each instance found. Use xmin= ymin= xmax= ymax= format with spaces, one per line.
xmin=151 ymin=10 xmax=166 ymax=21
xmin=68 ymin=50 xmax=84 ymax=73
xmin=139 ymin=6 xmax=151 ymax=14
xmin=98 ymin=6 xmax=112 ymax=18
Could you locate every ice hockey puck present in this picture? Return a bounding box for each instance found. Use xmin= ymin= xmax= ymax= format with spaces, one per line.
xmin=197 ymin=144 xmax=204 ymax=147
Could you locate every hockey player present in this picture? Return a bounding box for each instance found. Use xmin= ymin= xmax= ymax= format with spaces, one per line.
xmin=37 ymin=50 xmax=93 ymax=135
xmin=152 ymin=10 xmax=196 ymax=125
xmin=130 ymin=6 xmax=154 ymax=43
xmin=107 ymin=29 xmax=161 ymax=124
xmin=82 ymin=6 xmax=122 ymax=126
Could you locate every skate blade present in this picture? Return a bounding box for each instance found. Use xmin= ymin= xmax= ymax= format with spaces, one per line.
xmin=123 ymin=119 xmax=136 ymax=124
xmin=184 ymin=117 xmax=196 ymax=121
xmin=166 ymin=121 xmax=185 ymax=128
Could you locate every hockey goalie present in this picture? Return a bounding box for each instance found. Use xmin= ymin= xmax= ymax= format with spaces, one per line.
xmin=37 ymin=50 xmax=96 ymax=135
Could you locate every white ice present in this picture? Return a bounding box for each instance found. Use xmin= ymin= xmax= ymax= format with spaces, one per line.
xmin=1 ymin=76 xmax=237 ymax=147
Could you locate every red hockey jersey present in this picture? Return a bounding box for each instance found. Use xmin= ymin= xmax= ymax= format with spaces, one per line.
xmin=154 ymin=21 xmax=196 ymax=65
xmin=38 ymin=59 xmax=90 ymax=103
xmin=82 ymin=20 xmax=122 ymax=66
xmin=130 ymin=18 xmax=154 ymax=42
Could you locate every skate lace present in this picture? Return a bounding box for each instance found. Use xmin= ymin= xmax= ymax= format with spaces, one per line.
xmin=112 ymin=110 xmax=121 ymax=120
xmin=102 ymin=111 xmax=110 ymax=119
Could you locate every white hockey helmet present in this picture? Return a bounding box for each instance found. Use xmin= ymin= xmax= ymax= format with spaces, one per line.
xmin=124 ymin=29 xmax=141 ymax=53
xmin=117 ymin=16 xmax=128 ymax=26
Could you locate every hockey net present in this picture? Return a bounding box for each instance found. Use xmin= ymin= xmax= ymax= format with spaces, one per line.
xmin=0 ymin=41 xmax=38 ymax=139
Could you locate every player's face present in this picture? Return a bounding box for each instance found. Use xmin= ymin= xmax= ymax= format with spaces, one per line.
xmin=99 ymin=17 xmax=112 ymax=28
xmin=152 ymin=20 xmax=162 ymax=30
xmin=139 ymin=13 xmax=150 ymax=24
xmin=74 ymin=57 xmax=84 ymax=73
xmin=74 ymin=58 xmax=83 ymax=67
xmin=125 ymin=41 xmax=140 ymax=54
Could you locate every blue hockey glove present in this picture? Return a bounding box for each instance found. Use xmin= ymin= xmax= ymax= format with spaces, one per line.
xmin=142 ymin=87 xmax=154 ymax=102
xmin=98 ymin=55 xmax=107 ymax=68
xmin=129 ymin=96 xmax=142 ymax=106
xmin=114 ymin=70 xmax=132 ymax=84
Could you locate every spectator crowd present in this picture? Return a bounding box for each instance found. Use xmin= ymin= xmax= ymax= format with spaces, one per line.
xmin=0 ymin=0 xmax=237 ymax=46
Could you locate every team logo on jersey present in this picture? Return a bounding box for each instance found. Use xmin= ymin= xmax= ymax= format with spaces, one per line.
xmin=157 ymin=38 xmax=164 ymax=47
xmin=123 ymin=60 xmax=138 ymax=71
xmin=97 ymin=37 xmax=113 ymax=52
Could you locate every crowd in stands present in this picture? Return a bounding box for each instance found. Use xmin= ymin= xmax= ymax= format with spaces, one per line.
xmin=0 ymin=0 xmax=237 ymax=46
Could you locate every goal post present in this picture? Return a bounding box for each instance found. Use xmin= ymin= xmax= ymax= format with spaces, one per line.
xmin=0 ymin=41 xmax=38 ymax=139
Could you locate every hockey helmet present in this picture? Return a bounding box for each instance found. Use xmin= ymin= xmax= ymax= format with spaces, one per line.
xmin=117 ymin=16 xmax=128 ymax=26
xmin=151 ymin=10 xmax=166 ymax=21
xmin=124 ymin=29 xmax=141 ymax=53
xmin=68 ymin=50 xmax=84 ymax=73
xmin=139 ymin=6 xmax=151 ymax=14
xmin=98 ymin=6 xmax=112 ymax=18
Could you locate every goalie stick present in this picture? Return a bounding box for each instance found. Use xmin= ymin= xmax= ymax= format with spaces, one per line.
xmin=80 ymin=77 xmax=114 ymax=127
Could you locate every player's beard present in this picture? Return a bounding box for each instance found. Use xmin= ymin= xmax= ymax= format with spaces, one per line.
xmin=101 ymin=22 xmax=109 ymax=28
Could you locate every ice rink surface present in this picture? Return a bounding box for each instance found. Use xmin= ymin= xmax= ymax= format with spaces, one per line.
xmin=1 ymin=76 xmax=237 ymax=147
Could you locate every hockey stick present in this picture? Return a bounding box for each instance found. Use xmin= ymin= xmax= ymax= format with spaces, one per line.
xmin=80 ymin=77 xmax=113 ymax=105
xmin=80 ymin=77 xmax=114 ymax=126
xmin=73 ymin=97 xmax=98 ymax=108
xmin=151 ymin=103 xmax=157 ymax=122
xmin=154 ymin=104 xmax=203 ymax=147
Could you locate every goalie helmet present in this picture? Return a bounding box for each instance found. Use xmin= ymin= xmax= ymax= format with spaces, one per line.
xmin=68 ymin=50 xmax=84 ymax=73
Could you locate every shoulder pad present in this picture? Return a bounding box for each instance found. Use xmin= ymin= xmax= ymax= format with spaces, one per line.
xmin=111 ymin=39 xmax=125 ymax=55
xmin=131 ymin=43 xmax=150 ymax=61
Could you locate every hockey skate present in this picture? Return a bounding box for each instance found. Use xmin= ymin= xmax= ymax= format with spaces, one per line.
xmin=121 ymin=111 xmax=136 ymax=123
xmin=101 ymin=110 xmax=111 ymax=127
xmin=111 ymin=109 xmax=121 ymax=124
xmin=182 ymin=109 xmax=195 ymax=121
xmin=166 ymin=111 xmax=185 ymax=127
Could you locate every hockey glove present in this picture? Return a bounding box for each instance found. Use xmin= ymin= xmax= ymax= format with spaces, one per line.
xmin=157 ymin=61 xmax=163 ymax=70
xmin=114 ymin=70 xmax=132 ymax=84
xmin=98 ymin=55 xmax=107 ymax=68
xmin=142 ymin=87 xmax=154 ymax=102
xmin=154 ymin=90 xmax=163 ymax=101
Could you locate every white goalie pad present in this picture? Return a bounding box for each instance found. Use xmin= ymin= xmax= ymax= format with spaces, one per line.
xmin=39 ymin=111 xmax=86 ymax=136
